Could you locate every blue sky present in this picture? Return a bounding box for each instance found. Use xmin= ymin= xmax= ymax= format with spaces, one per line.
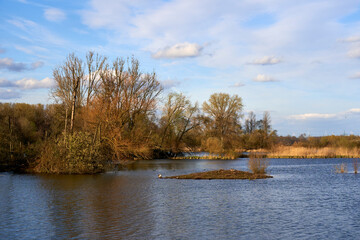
xmin=1 ymin=0 xmax=360 ymax=136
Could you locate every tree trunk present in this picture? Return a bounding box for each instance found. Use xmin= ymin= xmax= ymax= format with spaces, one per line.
xmin=70 ymin=92 xmax=76 ymax=133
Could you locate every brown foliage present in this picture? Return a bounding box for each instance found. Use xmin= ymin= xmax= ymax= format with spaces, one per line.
xmin=248 ymin=153 xmax=269 ymax=174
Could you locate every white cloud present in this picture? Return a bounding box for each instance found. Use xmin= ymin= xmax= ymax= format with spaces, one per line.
xmin=347 ymin=108 xmax=360 ymax=114
xmin=348 ymin=48 xmax=360 ymax=58
xmin=0 ymin=77 xmax=54 ymax=89
xmin=14 ymin=45 xmax=48 ymax=55
xmin=152 ymin=42 xmax=203 ymax=59
xmin=253 ymin=74 xmax=276 ymax=82
xmin=7 ymin=18 xmax=66 ymax=46
xmin=349 ymin=72 xmax=360 ymax=79
xmin=161 ymin=79 xmax=181 ymax=89
xmin=15 ymin=77 xmax=54 ymax=89
xmin=289 ymin=108 xmax=360 ymax=120
xmin=31 ymin=61 xmax=44 ymax=69
xmin=230 ymin=82 xmax=245 ymax=87
xmin=81 ymin=0 xmax=141 ymax=29
xmin=249 ymin=56 xmax=282 ymax=65
xmin=339 ymin=36 xmax=360 ymax=43
xmin=289 ymin=113 xmax=336 ymax=120
xmin=44 ymin=8 xmax=66 ymax=22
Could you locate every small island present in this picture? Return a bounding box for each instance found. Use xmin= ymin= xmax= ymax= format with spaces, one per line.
xmin=163 ymin=169 xmax=273 ymax=180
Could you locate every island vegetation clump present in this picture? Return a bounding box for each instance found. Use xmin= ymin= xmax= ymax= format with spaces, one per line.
xmin=164 ymin=169 xmax=272 ymax=180
xmin=248 ymin=153 xmax=269 ymax=174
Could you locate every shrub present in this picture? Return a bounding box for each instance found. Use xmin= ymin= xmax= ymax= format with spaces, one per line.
xmin=353 ymin=159 xmax=358 ymax=174
xmin=34 ymin=132 xmax=110 ymax=174
xmin=335 ymin=163 xmax=348 ymax=174
xmin=203 ymin=137 xmax=224 ymax=155
xmin=248 ymin=153 xmax=269 ymax=174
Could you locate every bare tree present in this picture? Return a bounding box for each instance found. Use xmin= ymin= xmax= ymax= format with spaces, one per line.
xmin=94 ymin=56 xmax=163 ymax=160
xmin=245 ymin=111 xmax=257 ymax=134
xmin=52 ymin=53 xmax=84 ymax=133
xmin=261 ymin=111 xmax=271 ymax=137
xmin=85 ymin=51 xmax=107 ymax=106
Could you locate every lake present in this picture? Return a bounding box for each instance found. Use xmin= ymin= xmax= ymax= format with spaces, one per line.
xmin=1 ymin=158 xmax=360 ymax=239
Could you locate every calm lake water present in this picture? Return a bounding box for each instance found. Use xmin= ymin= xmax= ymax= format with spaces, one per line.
xmin=1 ymin=158 xmax=360 ymax=239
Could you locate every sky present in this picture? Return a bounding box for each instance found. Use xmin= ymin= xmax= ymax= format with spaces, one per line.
xmin=1 ymin=0 xmax=360 ymax=136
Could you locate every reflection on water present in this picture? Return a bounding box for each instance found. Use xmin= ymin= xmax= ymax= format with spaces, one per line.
xmin=1 ymin=158 xmax=360 ymax=239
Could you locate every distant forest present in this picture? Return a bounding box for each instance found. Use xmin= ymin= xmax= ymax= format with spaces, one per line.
xmin=1 ymin=52 xmax=360 ymax=173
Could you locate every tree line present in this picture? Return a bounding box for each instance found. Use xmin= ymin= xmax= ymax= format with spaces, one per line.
xmin=0 ymin=52 xmax=277 ymax=173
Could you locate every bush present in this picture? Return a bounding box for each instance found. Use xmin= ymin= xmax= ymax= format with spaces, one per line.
xmin=34 ymin=132 xmax=110 ymax=174
xmin=335 ymin=163 xmax=347 ymax=174
xmin=248 ymin=153 xmax=269 ymax=174
xmin=354 ymin=159 xmax=358 ymax=174
xmin=203 ymin=137 xmax=224 ymax=155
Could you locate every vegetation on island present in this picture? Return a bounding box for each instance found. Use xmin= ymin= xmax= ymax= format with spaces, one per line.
xmin=1 ymin=51 xmax=360 ymax=174
xmin=165 ymin=154 xmax=271 ymax=180
xmin=164 ymin=169 xmax=272 ymax=180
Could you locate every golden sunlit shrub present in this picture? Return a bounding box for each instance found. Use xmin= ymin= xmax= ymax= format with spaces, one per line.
xmin=248 ymin=153 xmax=269 ymax=174
xmin=34 ymin=132 xmax=110 ymax=174
xmin=204 ymin=137 xmax=224 ymax=155
xmin=353 ymin=159 xmax=358 ymax=174
xmin=335 ymin=163 xmax=348 ymax=174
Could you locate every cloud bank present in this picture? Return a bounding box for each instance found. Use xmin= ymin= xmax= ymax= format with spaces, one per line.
xmin=0 ymin=58 xmax=44 ymax=72
xmin=289 ymin=108 xmax=360 ymax=120
xmin=0 ymin=77 xmax=54 ymax=89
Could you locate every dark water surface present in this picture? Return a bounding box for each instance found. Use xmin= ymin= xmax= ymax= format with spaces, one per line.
xmin=1 ymin=158 xmax=360 ymax=239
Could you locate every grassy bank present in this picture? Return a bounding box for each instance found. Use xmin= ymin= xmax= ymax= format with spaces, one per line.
xmin=268 ymin=146 xmax=360 ymax=158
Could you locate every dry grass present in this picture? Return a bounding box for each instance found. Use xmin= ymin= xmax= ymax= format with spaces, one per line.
xmin=248 ymin=153 xmax=269 ymax=174
xmin=335 ymin=163 xmax=348 ymax=173
xmin=268 ymin=146 xmax=360 ymax=158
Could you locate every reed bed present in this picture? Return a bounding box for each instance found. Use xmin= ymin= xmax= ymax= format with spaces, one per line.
xmin=268 ymin=146 xmax=360 ymax=158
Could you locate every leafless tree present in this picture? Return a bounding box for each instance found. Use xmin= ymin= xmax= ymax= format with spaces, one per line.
xmin=52 ymin=53 xmax=84 ymax=133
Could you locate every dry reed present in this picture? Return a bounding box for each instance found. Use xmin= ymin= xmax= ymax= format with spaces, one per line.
xmin=268 ymin=146 xmax=360 ymax=158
